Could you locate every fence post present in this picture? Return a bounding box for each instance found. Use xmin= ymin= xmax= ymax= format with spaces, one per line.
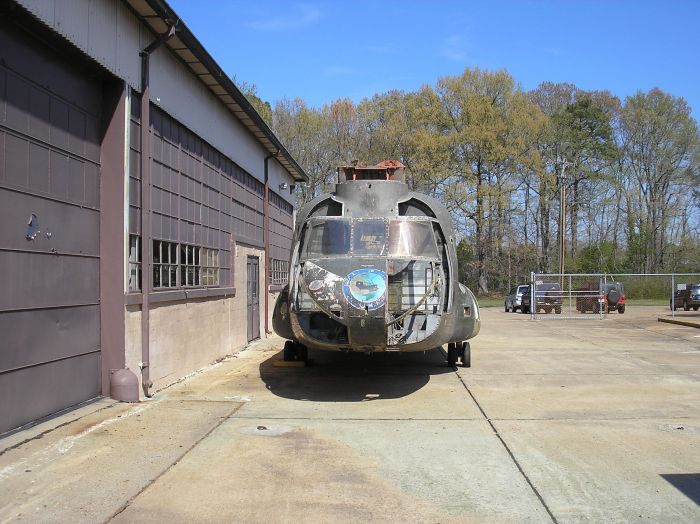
xmin=568 ymin=274 xmax=572 ymax=317
xmin=531 ymin=271 xmax=535 ymax=320
xmin=671 ymin=274 xmax=675 ymax=318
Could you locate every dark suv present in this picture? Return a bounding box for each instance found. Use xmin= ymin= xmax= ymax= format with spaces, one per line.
xmin=576 ymin=281 xmax=626 ymax=313
xmin=521 ymin=282 xmax=562 ymax=314
xmin=671 ymin=284 xmax=700 ymax=311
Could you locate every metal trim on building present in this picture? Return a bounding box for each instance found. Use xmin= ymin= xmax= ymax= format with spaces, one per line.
xmin=122 ymin=0 xmax=308 ymax=183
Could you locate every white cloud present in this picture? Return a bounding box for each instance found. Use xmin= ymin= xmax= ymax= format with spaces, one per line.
xmin=442 ymin=34 xmax=466 ymax=61
xmin=246 ymin=4 xmax=322 ymax=31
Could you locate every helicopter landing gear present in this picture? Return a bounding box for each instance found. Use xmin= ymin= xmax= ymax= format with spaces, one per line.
xmin=283 ymin=340 xmax=308 ymax=362
xmin=447 ymin=342 xmax=458 ymax=367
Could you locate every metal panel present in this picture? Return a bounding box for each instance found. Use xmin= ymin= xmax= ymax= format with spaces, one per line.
xmin=17 ymin=0 xmax=141 ymax=90
xmin=0 ymin=352 xmax=100 ymax=434
xmin=0 ymin=23 xmax=102 ymax=434
xmin=0 ymin=251 xmax=99 ymax=311
xmin=0 ymin=189 xmax=100 ymax=254
xmin=55 ymin=0 xmax=91 ymax=51
xmin=149 ymin=45 xmax=267 ymax=181
xmin=0 ymin=305 xmax=99 ymax=372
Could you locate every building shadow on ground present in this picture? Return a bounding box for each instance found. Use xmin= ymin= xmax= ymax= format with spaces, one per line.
xmin=258 ymin=347 xmax=453 ymax=402
xmin=661 ymin=473 xmax=700 ymax=506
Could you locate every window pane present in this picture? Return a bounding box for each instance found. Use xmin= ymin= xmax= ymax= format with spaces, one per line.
xmin=388 ymin=221 xmax=438 ymax=258
xmin=305 ymin=221 xmax=350 ymax=257
xmin=353 ymin=220 xmax=387 ymax=256
xmin=153 ymin=241 xmax=161 ymax=263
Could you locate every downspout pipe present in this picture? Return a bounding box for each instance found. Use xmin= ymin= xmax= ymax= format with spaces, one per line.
xmin=264 ymin=149 xmax=279 ymax=335
xmin=139 ymin=23 xmax=177 ymax=397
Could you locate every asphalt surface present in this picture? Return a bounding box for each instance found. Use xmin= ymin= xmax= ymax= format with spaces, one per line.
xmin=1 ymin=306 xmax=699 ymax=523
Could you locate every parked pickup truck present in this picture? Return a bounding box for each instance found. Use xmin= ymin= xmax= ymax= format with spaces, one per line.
xmin=521 ymin=282 xmax=562 ymax=314
xmin=671 ymin=283 xmax=700 ymax=311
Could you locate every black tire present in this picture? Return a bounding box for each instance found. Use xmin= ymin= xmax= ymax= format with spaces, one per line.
xmin=461 ymin=341 xmax=471 ymax=368
xmin=521 ymin=305 xmax=529 ymax=314
xmin=684 ymin=300 xmax=690 ymax=311
xmin=618 ymin=305 xmax=625 ymax=314
xmin=607 ymin=289 xmax=620 ymax=306
xmin=694 ymin=306 xmax=699 ymax=312
xmin=283 ymin=340 xmax=307 ymax=361
xmin=295 ymin=342 xmax=308 ymax=362
xmin=283 ymin=340 xmax=295 ymax=361
xmin=447 ymin=343 xmax=458 ymax=367
xmin=504 ymin=302 xmax=509 ymax=313
xmin=555 ymin=306 xmax=562 ymax=314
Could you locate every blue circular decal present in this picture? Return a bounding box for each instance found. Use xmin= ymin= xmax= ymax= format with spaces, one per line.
xmin=342 ymin=269 xmax=387 ymax=310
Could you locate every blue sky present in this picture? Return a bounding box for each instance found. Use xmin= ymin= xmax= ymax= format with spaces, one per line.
xmin=169 ymin=1 xmax=700 ymax=120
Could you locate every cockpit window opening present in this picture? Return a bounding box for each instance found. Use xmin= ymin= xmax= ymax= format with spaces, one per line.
xmin=299 ymin=217 xmax=440 ymax=260
xmin=352 ymin=219 xmax=387 ymax=256
xmin=304 ymin=219 xmax=351 ymax=258
xmin=388 ymin=220 xmax=438 ymax=258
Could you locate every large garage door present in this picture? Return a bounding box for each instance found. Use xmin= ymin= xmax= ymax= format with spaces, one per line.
xmin=0 ymin=23 xmax=102 ymax=434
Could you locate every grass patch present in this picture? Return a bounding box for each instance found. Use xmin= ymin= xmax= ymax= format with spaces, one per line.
xmin=476 ymin=297 xmax=504 ymax=307
xmin=625 ymin=299 xmax=668 ymax=306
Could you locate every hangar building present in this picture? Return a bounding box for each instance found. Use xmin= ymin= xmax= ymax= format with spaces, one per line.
xmin=0 ymin=0 xmax=307 ymax=434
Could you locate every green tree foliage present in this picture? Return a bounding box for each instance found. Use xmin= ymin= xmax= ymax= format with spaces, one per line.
xmin=620 ymin=89 xmax=700 ymax=272
xmin=241 ymin=70 xmax=700 ymax=295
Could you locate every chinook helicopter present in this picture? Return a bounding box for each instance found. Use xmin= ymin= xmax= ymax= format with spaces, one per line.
xmin=272 ymin=160 xmax=480 ymax=367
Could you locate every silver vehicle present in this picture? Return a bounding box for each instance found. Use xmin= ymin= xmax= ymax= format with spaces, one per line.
xmin=504 ymin=285 xmax=529 ymax=312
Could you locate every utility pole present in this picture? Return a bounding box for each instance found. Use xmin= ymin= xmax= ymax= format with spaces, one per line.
xmin=558 ymin=160 xmax=573 ymax=285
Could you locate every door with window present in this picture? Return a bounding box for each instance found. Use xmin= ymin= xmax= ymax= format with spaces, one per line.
xmin=247 ymin=256 xmax=260 ymax=342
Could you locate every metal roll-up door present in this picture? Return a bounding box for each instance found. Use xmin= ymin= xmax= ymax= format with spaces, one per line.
xmin=0 ymin=23 xmax=102 ymax=434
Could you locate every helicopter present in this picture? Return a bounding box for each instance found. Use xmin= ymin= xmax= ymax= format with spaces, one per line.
xmin=272 ymin=160 xmax=480 ymax=367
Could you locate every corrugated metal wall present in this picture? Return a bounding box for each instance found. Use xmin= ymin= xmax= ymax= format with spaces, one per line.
xmin=0 ymin=23 xmax=102 ymax=434
xmin=16 ymin=0 xmax=298 ymax=201
xmin=128 ymin=105 xmax=292 ymax=290
xmin=269 ymin=190 xmax=294 ymax=264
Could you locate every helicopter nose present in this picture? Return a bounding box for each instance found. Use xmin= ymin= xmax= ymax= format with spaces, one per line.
xmin=347 ymin=316 xmax=387 ymax=347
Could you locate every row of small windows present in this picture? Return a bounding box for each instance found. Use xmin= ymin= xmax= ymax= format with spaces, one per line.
xmin=269 ymin=191 xmax=293 ymax=215
xmin=128 ymin=236 xmax=219 ymax=291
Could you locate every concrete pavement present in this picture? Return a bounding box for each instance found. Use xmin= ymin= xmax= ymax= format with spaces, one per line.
xmin=1 ymin=306 xmax=699 ymax=523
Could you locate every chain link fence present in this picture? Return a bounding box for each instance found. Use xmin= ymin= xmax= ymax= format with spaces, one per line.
xmin=524 ymin=273 xmax=700 ymax=320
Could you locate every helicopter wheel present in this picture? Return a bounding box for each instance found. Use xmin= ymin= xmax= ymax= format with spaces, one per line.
xmin=283 ymin=340 xmax=308 ymax=362
xmin=461 ymin=341 xmax=471 ymax=368
xmin=447 ymin=343 xmax=458 ymax=367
